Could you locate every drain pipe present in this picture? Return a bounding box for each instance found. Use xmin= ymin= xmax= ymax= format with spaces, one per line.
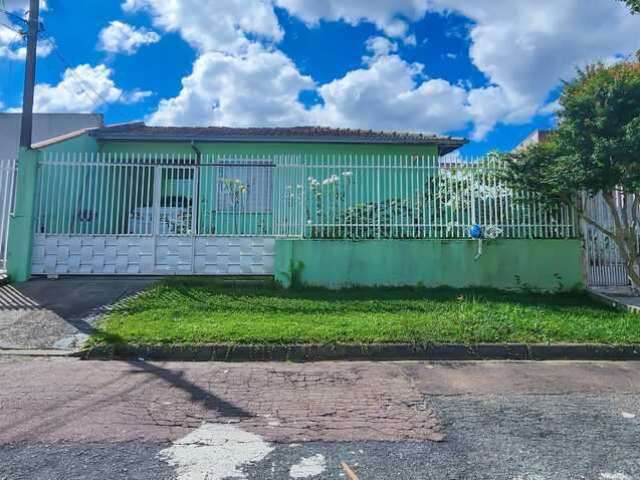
xmin=188 ymin=141 xmax=203 ymax=273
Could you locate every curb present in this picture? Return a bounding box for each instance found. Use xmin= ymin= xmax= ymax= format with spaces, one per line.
xmin=0 ymin=348 xmax=78 ymax=357
xmin=81 ymin=343 xmax=640 ymax=362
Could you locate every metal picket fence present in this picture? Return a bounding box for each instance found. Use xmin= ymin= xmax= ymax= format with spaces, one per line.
xmin=34 ymin=152 xmax=577 ymax=241
xmin=0 ymin=158 xmax=17 ymax=273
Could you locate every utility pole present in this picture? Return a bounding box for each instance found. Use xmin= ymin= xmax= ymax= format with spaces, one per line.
xmin=19 ymin=0 xmax=40 ymax=150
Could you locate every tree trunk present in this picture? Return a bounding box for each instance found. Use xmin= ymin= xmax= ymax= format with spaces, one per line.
xmin=602 ymin=191 xmax=640 ymax=291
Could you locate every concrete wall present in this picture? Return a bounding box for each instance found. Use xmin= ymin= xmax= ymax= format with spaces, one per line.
xmin=275 ymin=239 xmax=584 ymax=292
xmin=0 ymin=114 xmax=103 ymax=159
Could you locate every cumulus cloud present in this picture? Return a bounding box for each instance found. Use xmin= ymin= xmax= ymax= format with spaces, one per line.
xmin=275 ymin=0 xmax=428 ymax=42
xmin=427 ymin=0 xmax=640 ymax=137
xmin=121 ymin=0 xmax=282 ymax=54
xmin=150 ymin=37 xmax=468 ymax=136
xmin=1 ymin=0 xmax=47 ymax=12
xmin=148 ymin=45 xmax=314 ymax=127
xmin=23 ymin=64 xmax=152 ymax=113
xmin=98 ymin=21 xmax=160 ymax=55
xmin=0 ymin=2 xmax=53 ymax=60
xmin=134 ymin=0 xmax=640 ymax=140
xmin=310 ymin=52 xmax=469 ymax=133
xmin=364 ymin=36 xmax=398 ymax=62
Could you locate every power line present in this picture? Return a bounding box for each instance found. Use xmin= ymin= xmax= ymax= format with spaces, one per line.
xmin=48 ymin=42 xmax=113 ymax=108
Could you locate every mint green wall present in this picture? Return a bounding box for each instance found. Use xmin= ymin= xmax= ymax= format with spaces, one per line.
xmin=33 ymin=138 xmax=440 ymax=237
xmin=98 ymin=140 xmax=439 ymax=157
xmin=275 ymin=239 xmax=584 ymax=292
xmin=38 ymin=133 xmax=100 ymax=154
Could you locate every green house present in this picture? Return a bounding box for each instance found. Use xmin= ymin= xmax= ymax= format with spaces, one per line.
xmin=6 ymin=123 xmax=584 ymax=291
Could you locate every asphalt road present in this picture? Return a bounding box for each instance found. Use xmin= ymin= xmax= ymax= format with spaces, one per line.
xmin=0 ymin=358 xmax=638 ymax=480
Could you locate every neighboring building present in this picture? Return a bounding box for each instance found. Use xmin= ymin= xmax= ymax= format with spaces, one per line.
xmin=511 ymin=129 xmax=553 ymax=153
xmin=0 ymin=113 xmax=104 ymax=159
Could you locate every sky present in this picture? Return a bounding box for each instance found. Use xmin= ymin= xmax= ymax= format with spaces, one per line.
xmin=0 ymin=0 xmax=639 ymax=156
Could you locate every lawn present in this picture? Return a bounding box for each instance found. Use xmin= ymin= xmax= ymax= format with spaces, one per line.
xmin=90 ymin=279 xmax=640 ymax=346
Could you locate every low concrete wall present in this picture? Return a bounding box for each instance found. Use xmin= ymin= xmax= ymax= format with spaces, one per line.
xmin=275 ymin=239 xmax=584 ymax=292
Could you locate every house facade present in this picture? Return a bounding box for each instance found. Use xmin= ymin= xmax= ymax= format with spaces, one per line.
xmin=6 ymin=123 xmax=584 ymax=291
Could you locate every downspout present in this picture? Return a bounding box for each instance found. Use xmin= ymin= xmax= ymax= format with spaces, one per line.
xmin=190 ymin=141 xmax=202 ymax=237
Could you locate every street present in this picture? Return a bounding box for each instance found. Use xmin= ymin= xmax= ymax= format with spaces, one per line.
xmin=0 ymin=358 xmax=638 ymax=479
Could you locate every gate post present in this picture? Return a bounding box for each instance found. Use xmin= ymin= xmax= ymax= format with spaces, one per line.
xmin=7 ymin=148 xmax=39 ymax=282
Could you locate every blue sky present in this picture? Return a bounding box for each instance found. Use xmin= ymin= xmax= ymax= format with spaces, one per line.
xmin=1 ymin=0 xmax=639 ymax=155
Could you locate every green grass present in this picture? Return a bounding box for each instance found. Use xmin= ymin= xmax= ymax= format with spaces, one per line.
xmin=90 ymin=278 xmax=640 ymax=346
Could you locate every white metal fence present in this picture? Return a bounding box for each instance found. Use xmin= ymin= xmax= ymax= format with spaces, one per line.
xmin=34 ymin=152 xmax=578 ymax=241
xmin=0 ymin=158 xmax=17 ymax=273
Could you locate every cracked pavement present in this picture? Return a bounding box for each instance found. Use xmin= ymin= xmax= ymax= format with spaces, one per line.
xmin=0 ymin=358 xmax=639 ymax=479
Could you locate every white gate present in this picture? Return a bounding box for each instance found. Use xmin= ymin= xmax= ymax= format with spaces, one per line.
xmin=0 ymin=158 xmax=17 ymax=273
xmin=30 ymin=154 xmax=290 ymax=276
xmin=583 ymin=193 xmax=631 ymax=287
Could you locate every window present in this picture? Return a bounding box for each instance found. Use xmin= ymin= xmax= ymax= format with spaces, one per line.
xmin=216 ymin=162 xmax=273 ymax=213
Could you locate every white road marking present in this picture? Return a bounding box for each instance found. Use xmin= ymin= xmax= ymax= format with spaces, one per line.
xmin=601 ymin=474 xmax=632 ymax=480
xmin=289 ymin=454 xmax=327 ymax=479
xmin=158 ymin=423 xmax=274 ymax=480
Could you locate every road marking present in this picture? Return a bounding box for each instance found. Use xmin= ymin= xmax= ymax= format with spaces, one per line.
xmin=601 ymin=474 xmax=632 ymax=480
xmin=158 ymin=423 xmax=273 ymax=480
xmin=289 ymin=454 xmax=327 ymax=478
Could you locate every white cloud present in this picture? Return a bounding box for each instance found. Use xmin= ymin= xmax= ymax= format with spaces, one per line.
xmin=1 ymin=0 xmax=46 ymax=12
xmin=426 ymin=0 xmax=640 ymax=137
xmin=149 ymin=38 xmax=469 ymax=136
xmin=148 ymin=45 xmax=314 ymax=127
xmin=364 ymin=36 xmax=398 ymax=62
xmin=24 ymin=64 xmax=152 ymax=113
xmin=98 ymin=21 xmax=160 ymax=55
xmin=0 ymin=4 xmax=53 ymax=60
xmin=121 ymin=0 xmax=282 ymax=54
xmin=275 ymin=0 xmax=428 ymax=42
xmin=310 ymin=52 xmax=469 ymax=134
xmin=136 ymin=0 xmax=640 ymax=141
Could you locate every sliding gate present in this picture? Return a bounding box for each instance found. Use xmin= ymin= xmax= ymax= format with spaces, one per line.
xmin=30 ymin=153 xmax=303 ymax=276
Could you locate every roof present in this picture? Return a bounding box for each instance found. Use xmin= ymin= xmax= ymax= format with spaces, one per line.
xmin=89 ymin=123 xmax=468 ymax=155
xmin=32 ymin=126 xmax=100 ymax=149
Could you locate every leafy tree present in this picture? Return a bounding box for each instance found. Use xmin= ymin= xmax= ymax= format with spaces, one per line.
xmin=620 ymin=0 xmax=640 ymax=14
xmin=504 ymin=57 xmax=640 ymax=288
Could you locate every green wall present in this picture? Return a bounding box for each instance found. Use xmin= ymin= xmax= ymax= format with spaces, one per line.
xmin=98 ymin=140 xmax=439 ymax=157
xmin=32 ymin=138 xmax=441 ymax=237
xmin=275 ymin=239 xmax=584 ymax=292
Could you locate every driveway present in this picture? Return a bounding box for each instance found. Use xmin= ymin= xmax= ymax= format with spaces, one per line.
xmin=0 ymin=277 xmax=156 ymax=350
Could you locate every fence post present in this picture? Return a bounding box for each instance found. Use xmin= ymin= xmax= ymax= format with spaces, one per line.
xmin=7 ymin=148 xmax=39 ymax=282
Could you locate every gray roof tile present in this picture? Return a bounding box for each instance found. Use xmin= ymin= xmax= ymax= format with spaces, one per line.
xmin=90 ymin=123 xmax=467 ymax=154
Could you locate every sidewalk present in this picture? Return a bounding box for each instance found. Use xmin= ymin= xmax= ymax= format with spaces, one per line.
xmin=589 ymin=286 xmax=640 ymax=313
xmin=0 ymin=277 xmax=155 ymax=351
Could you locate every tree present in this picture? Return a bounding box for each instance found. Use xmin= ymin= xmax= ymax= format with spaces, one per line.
xmin=620 ymin=0 xmax=640 ymax=14
xmin=504 ymin=57 xmax=640 ymax=288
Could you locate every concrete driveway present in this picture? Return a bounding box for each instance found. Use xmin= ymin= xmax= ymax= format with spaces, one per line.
xmin=0 ymin=277 xmax=156 ymax=351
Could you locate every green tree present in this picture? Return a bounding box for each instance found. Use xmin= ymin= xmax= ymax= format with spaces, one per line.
xmin=620 ymin=0 xmax=640 ymax=14
xmin=504 ymin=57 xmax=640 ymax=287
